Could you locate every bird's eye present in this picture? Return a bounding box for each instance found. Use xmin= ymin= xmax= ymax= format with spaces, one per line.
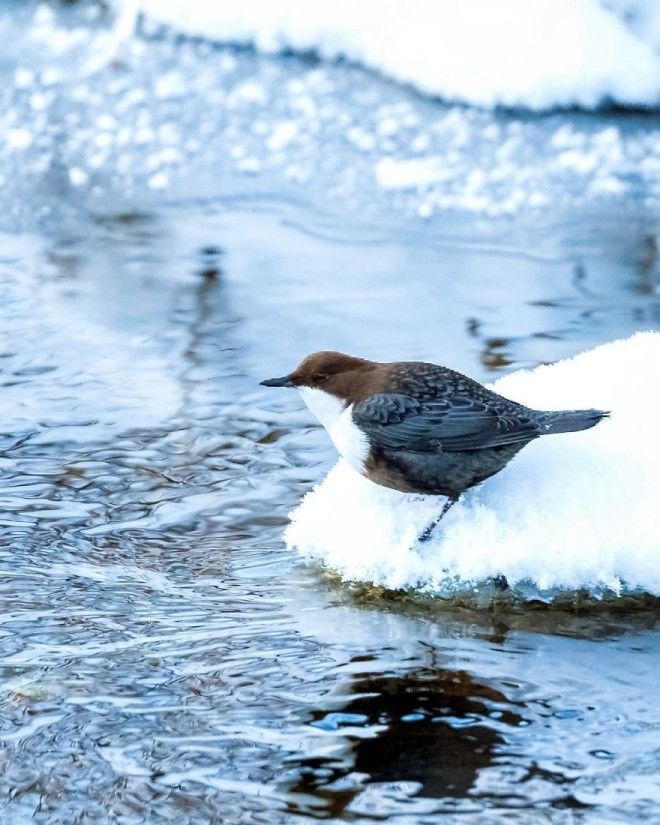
xmin=312 ymin=372 xmax=328 ymax=383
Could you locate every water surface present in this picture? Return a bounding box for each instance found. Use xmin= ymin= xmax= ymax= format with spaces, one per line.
xmin=0 ymin=3 xmax=659 ymax=822
xmin=0 ymin=197 xmax=658 ymax=823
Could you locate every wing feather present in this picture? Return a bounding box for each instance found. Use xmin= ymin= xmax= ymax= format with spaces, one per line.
xmin=352 ymin=391 xmax=539 ymax=452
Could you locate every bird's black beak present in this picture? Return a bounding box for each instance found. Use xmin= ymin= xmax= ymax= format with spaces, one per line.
xmin=260 ymin=375 xmax=295 ymax=388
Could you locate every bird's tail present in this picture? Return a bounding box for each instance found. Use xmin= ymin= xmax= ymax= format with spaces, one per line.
xmin=540 ymin=408 xmax=609 ymax=435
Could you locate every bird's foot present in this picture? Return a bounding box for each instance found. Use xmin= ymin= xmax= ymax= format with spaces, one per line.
xmin=417 ymin=496 xmax=458 ymax=544
xmin=417 ymin=521 xmax=439 ymax=543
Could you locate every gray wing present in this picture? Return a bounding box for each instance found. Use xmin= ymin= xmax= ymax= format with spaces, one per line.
xmin=352 ymin=392 xmax=540 ymax=452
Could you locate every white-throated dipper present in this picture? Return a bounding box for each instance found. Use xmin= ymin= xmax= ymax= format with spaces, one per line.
xmin=261 ymin=351 xmax=609 ymax=543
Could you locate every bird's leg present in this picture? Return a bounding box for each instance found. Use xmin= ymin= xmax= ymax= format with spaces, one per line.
xmin=417 ymin=496 xmax=459 ymax=544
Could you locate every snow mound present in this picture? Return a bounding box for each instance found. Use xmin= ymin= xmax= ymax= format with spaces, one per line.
xmin=128 ymin=0 xmax=660 ymax=110
xmin=285 ymin=333 xmax=660 ymax=598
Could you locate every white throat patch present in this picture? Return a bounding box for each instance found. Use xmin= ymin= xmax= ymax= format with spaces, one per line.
xmin=298 ymin=387 xmax=369 ymax=472
xmin=298 ymin=386 xmax=343 ymax=430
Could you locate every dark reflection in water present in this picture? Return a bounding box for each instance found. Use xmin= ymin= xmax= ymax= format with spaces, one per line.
xmin=177 ymin=242 xmax=232 ymax=419
xmin=290 ymin=667 xmax=525 ymax=817
xmin=348 ymin=670 xmax=515 ymax=796
xmin=0 ymin=199 xmax=658 ymax=824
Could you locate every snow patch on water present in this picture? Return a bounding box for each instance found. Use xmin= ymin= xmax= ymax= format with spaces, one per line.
xmin=0 ymin=4 xmax=657 ymax=225
xmin=127 ymin=0 xmax=660 ymax=110
xmin=285 ymin=333 xmax=660 ymax=597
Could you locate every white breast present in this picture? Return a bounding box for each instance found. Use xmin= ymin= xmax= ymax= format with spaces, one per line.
xmin=299 ymin=387 xmax=369 ymax=473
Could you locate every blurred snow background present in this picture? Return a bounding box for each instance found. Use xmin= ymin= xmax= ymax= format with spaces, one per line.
xmin=130 ymin=0 xmax=660 ymax=109
xmin=0 ymin=0 xmax=657 ymax=230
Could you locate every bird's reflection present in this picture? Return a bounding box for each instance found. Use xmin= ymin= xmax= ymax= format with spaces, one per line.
xmin=289 ymin=666 xmax=525 ymax=815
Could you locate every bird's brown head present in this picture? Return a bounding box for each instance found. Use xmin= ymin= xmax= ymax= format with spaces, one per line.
xmin=260 ymin=351 xmax=377 ymax=403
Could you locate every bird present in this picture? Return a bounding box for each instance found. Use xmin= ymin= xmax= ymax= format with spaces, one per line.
xmin=261 ymin=351 xmax=609 ymax=545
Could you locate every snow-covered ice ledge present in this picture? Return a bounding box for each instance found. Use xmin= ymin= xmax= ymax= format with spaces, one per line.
xmin=285 ymin=333 xmax=660 ymax=599
xmin=125 ymin=0 xmax=659 ymax=110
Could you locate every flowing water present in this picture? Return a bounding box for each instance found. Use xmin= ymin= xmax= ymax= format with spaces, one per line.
xmin=0 ymin=199 xmax=658 ymax=824
xmin=0 ymin=3 xmax=659 ymax=823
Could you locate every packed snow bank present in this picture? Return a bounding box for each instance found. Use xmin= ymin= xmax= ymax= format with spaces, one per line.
xmin=285 ymin=333 xmax=660 ymax=597
xmin=126 ymin=0 xmax=660 ymax=109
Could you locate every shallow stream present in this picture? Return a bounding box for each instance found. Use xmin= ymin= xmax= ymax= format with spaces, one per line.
xmin=0 ymin=3 xmax=658 ymax=822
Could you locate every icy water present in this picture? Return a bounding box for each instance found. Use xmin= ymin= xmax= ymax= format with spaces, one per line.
xmin=0 ymin=199 xmax=658 ymax=824
xmin=1 ymin=3 xmax=659 ymax=824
